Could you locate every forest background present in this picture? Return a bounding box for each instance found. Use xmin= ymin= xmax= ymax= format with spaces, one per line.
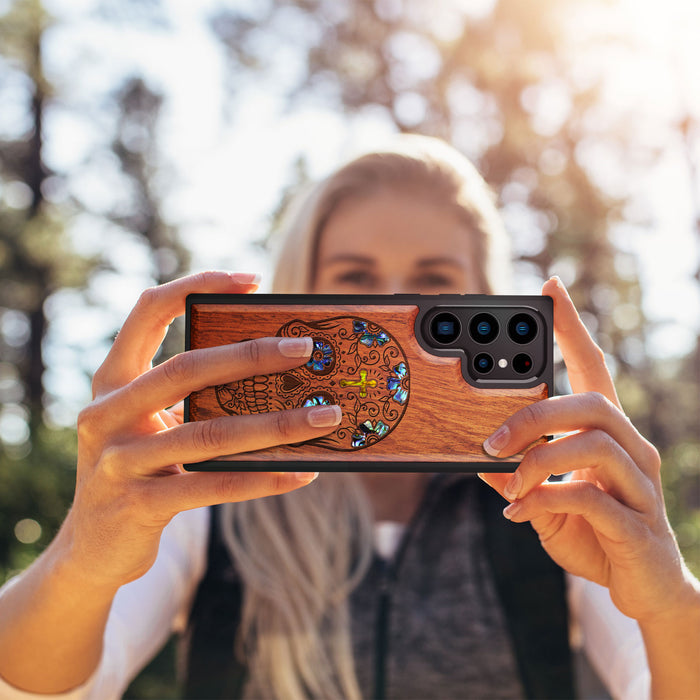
xmin=1 ymin=0 xmax=699 ymax=696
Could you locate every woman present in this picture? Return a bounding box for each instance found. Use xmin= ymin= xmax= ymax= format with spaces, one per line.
xmin=0 ymin=136 xmax=698 ymax=699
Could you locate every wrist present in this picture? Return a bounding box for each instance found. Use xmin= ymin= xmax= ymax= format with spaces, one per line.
xmin=637 ymin=570 xmax=700 ymax=700
xmin=51 ymin=509 xmax=125 ymax=596
xmin=637 ymin=566 xmax=700 ymax=631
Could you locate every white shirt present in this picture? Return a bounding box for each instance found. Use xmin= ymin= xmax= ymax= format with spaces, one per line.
xmin=0 ymin=507 xmax=650 ymax=700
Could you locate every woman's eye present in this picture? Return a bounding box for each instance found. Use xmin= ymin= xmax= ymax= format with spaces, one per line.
xmin=334 ymin=270 xmax=377 ymax=287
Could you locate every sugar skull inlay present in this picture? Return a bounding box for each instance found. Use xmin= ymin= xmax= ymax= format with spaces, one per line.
xmin=215 ymin=316 xmax=410 ymax=451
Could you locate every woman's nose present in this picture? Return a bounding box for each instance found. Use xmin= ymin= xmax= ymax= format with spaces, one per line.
xmin=376 ymin=277 xmax=412 ymax=294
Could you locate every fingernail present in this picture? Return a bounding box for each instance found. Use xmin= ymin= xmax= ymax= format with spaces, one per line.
xmin=279 ymin=337 xmax=313 ymax=358
xmin=550 ymin=275 xmax=571 ymax=298
xmin=231 ymin=272 xmax=262 ymax=285
xmin=483 ymin=425 xmax=510 ymax=457
xmin=504 ymin=470 xmax=522 ymax=501
xmin=308 ymin=405 xmax=342 ymax=428
xmin=503 ymin=501 xmax=521 ymax=520
xmin=294 ymin=472 xmax=319 ymax=483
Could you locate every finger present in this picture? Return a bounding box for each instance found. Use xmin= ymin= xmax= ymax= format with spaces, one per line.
xmin=483 ymin=392 xmax=660 ymax=479
xmin=499 ymin=482 xmax=611 ymax=585
xmin=94 ymin=271 xmax=260 ymax=396
xmin=542 ymin=277 xmax=620 ymax=408
xmin=165 ymin=401 xmax=185 ymax=425
xmin=502 ymin=480 xmax=641 ymax=547
xmin=106 ymin=405 xmax=342 ymax=475
xmin=160 ymin=407 xmax=182 ymax=430
xmin=106 ymin=337 xmax=313 ymax=423
xmin=146 ymin=469 xmax=319 ymax=517
xmin=500 ymin=430 xmax=655 ymax=512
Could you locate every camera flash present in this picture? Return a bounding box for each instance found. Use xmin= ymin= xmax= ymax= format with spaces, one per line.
xmin=498 ymin=358 xmax=508 ymax=368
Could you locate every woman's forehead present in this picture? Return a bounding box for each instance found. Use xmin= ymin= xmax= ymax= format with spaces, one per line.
xmin=317 ymin=190 xmax=474 ymax=261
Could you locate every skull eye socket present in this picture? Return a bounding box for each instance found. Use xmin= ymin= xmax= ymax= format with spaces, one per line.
xmin=302 ymin=391 xmax=336 ymax=408
xmin=305 ymin=338 xmax=336 ymax=375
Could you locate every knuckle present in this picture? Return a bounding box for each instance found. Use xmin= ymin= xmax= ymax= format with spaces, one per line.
xmin=520 ymin=401 xmax=546 ymax=431
xmin=162 ymin=352 xmax=196 ymax=386
xmin=77 ymin=402 xmax=105 ymax=444
xmin=136 ymin=286 xmax=159 ymax=311
xmin=77 ymin=404 xmax=97 ymax=438
xmin=642 ymin=440 xmax=661 ymax=473
xmin=192 ymin=419 xmax=228 ymax=453
xmin=591 ymin=429 xmax=619 ymax=460
xmin=522 ymin=442 xmax=546 ymax=474
xmin=188 ymin=271 xmax=209 ymax=288
xmin=271 ymin=410 xmax=295 ymax=443
xmin=91 ymin=368 xmax=107 ymax=397
xmin=213 ymin=474 xmax=237 ymax=502
xmin=584 ymin=391 xmax=613 ymax=415
xmin=213 ymin=471 xmax=295 ymax=502
xmin=265 ymin=472 xmax=288 ymax=494
xmin=96 ymin=445 xmax=125 ymax=480
xmin=238 ymin=337 xmax=263 ymax=366
xmin=589 ymin=343 xmax=606 ymax=367
xmin=573 ymin=479 xmax=601 ymax=510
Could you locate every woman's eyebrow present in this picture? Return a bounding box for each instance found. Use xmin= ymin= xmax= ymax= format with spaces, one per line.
xmin=323 ymin=254 xmax=376 ymax=266
xmin=416 ymin=257 xmax=466 ymax=269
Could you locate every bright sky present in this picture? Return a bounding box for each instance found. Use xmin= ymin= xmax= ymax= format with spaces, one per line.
xmin=5 ymin=0 xmax=700 ymax=425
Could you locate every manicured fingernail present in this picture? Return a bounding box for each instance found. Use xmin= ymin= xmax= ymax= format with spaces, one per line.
xmin=294 ymin=472 xmax=319 ymax=483
xmin=279 ymin=337 xmax=313 ymax=358
xmin=308 ymin=405 xmax=342 ymax=428
xmin=550 ymin=275 xmax=564 ymax=289
xmin=503 ymin=501 xmax=521 ymax=520
xmin=504 ymin=470 xmax=522 ymax=501
xmin=483 ymin=425 xmax=510 ymax=457
xmin=231 ymin=272 xmax=262 ymax=285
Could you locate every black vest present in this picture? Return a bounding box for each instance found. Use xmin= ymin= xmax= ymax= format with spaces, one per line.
xmin=181 ymin=477 xmax=575 ymax=699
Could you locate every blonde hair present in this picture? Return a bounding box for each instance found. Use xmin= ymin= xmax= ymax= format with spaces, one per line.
xmin=220 ymin=475 xmax=373 ymax=699
xmin=221 ymin=135 xmax=509 ymax=699
xmin=272 ymin=134 xmax=510 ymax=294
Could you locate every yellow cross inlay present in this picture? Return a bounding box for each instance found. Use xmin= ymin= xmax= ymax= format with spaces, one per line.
xmin=340 ymin=370 xmax=377 ymax=398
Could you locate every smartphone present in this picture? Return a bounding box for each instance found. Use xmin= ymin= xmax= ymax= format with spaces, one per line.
xmin=184 ymin=293 xmax=553 ymax=472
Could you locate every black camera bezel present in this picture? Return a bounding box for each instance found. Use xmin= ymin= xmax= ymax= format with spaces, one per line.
xmin=420 ymin=301 xmax=549 ymax=387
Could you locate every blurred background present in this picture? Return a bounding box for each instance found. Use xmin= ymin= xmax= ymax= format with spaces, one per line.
xmin=1 ymin=0 xmax=699 ymax=696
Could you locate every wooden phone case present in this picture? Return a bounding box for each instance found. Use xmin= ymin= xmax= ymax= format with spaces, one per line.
xmin=185 ymin=294 xmax=553 ymax=472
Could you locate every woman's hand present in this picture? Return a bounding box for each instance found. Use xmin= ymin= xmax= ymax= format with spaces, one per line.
xmin=478 ymin=278 xmax=699 ymax=628
xmin=65 ymin=271 xmax=341 ymax=590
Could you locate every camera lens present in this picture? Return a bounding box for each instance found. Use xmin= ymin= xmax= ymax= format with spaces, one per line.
xmin=469 ymin=313 xmax=499 ymax=344
xmin=512 ymin=353 xmax=534 ymax=374
xmin=508 ymin=313 xmax=537 ymax=344
xmin=473 ymin=352 xmax=494 ymax=374
xmin=430 ymin=312 xmax=461 ymax=344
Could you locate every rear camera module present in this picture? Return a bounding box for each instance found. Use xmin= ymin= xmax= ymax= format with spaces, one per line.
xmin=473 ymin=352 xmax=495 ymax=374
xmin=508 ymin=313 xmax=538 ymax=344
xmin=430 ymin=312 xmax=461 ymax=344
xmin=512 ymin=353 xmax=534 ymax=374
xmin=469 ymin=313 xmax=499 ymax=344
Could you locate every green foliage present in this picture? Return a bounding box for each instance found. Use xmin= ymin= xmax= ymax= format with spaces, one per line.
xmin=0 ymin=424 xmax=76 ymax=584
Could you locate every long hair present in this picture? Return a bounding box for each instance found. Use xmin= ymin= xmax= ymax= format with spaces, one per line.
xmin=220 ymin=135 xmax=508 ymax=699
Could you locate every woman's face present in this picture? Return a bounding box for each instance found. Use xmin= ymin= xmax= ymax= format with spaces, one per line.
xmin=312 ymin=188 xmax=482 ymax=295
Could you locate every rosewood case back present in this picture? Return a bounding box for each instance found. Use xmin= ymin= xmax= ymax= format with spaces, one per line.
xmin=185 ymin=294 xmax=553 ymax=472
